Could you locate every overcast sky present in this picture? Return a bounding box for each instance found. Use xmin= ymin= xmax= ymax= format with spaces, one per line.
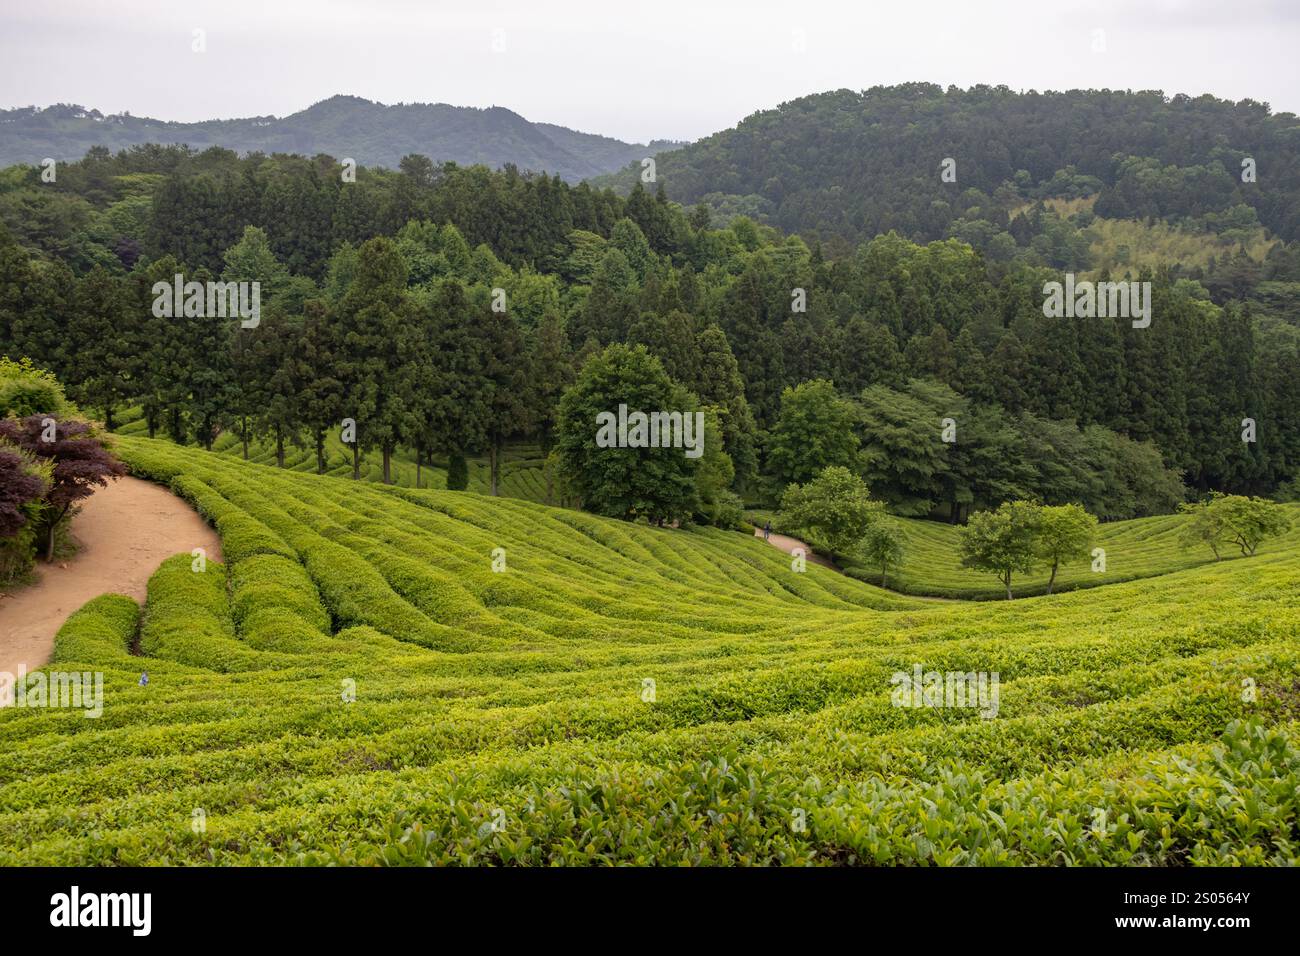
xmin=2 ymin=0 xmax=1298 ymax=144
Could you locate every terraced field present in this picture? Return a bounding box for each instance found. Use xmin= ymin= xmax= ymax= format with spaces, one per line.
xmin=1 ymin=436 xmax=1298 ymax=865
xmin=748 ymin=507 xmax=1300 ymax=599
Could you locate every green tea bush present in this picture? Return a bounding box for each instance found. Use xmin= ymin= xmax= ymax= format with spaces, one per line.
xmin=2 ymin=435 xmax=1298 ymax=866
xmin=50 ymin=593 xmax=140 ymax=665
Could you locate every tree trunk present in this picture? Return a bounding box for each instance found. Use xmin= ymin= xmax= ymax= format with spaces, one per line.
xmin=382 ymin=446 xmax=392 ymax=484
xmin=416 ymin=453 xmax=422 ymax=489
xmin=104 ymin=405 xmax=115 ymax=432
xmin=1004 ymin=574 xmax=1013 ymax=600
xmin=45 ymin=506 xmax=68 ymax=561
xmin=489 ymin=440 xmax=500 ymax=496
xmin=1046 ymin=560 xmax=1058 ymax=595
xmin=276 ymin=430 xmax=285 ymax=468
xmin=315 ymin=430 xmax=326 ymax=474
xmin=352 ymin=443 xmax=360 ymax=480
xmin=242 ymin=416 xmax=250 ymax=459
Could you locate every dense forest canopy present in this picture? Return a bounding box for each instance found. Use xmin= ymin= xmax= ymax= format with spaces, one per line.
xmin=602 ymin=84 xmax=1300 ymax=243
xmin=2 ymin=84 xmax=1299 ymax=522
xmin=592 ymin=83 xmax=1300 ymax=335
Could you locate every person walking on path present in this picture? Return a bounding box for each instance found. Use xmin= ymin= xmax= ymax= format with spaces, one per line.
xmin=763 ymin=520 xmax=772 ymax=541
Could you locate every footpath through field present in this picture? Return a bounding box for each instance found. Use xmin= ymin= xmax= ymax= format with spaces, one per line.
xmin=0 ymin=475 xmax=222 ymax=675
xmin=752 ymin=526 xmax=965 ymax=601
xmin=753 ymin=527 xmax=839 ymax=570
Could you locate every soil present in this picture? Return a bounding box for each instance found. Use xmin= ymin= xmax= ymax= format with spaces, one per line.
xmin=0 ymin=476 xmax=222 ymax=675
xmin=754 ymin=527 xmax=839 ymax=571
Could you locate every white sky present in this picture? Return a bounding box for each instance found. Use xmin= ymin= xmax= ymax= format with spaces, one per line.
xmin=2 ymin=0 xmax=1297 ymax=144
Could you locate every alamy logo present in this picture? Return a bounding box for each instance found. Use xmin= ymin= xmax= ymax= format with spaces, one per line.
xmin=890 ymin=664 xmax=1000 ymax=718
xmin=1042 ymin=274 xmax=1150 ymax=328
xmin=151 ymin=273 xmax=260 ymax=328
xmin=50 ymin=886 xmax=151 ymax=936
xmin=0 ymin=666 xmax=103 ymax=718
xmin=595 ymin=405 xmax=704 ymax=458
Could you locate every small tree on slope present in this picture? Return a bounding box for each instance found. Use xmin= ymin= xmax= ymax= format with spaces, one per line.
xmin=959 ymin=500 xmax=1041 ymax=599
xmin=1034 ymin=503 xmax=1098 ymax=594
xmin=779 ymin=465 xmax=882 ymax=558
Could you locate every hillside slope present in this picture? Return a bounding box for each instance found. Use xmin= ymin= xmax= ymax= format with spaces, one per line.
xmin=1 ymin=438 xmax=1297 ymax=865
xmin=751 ymin=505 xmax=1300 ymax=599
xmin=606 ymin=84 xmax=1300 ymax=248
xmin=121 ymin=408 xmax=1300 ymax=603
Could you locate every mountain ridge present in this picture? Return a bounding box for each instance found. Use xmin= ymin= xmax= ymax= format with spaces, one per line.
xmin=0 ymin=94 xmax=685 ymax=181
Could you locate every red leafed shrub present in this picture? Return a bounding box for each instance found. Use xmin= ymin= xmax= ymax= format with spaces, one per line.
xmin=0 ymin=444 xmax=48 ymax=536
xmin=0 ymin=415 xmax=128 ymax=560
xmin=0 ymin=442 xmax=49 ymax=582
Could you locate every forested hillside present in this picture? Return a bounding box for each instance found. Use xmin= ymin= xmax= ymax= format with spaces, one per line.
xmin=2 ymin=137 xmax=1297 ymax=518
xmin=610 ymin=84 xmax=1300 ymax=240
xmin=0 ymin=96 xmax=681 ymax=181
xmin=602 ymin=85 xmax=1300 ymax=310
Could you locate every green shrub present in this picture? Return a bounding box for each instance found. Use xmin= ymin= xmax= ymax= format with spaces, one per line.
xmin=51 ymin=593 xmax=140 ymax=664
xmin=0 ymin=356 xmax=67 ymax=417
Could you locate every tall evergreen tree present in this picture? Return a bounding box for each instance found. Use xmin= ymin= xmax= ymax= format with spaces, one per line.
xmin=333 ymin=237 xmax=419 ymax=481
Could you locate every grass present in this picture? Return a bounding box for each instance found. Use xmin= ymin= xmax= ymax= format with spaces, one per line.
xmin=1016 ymin=197 xmax=1279 ymax=274
xmin=1 ymin=436 xmax=1297 ymax=865
xmin=1084 ymin=215 xmax=1276 ymax=274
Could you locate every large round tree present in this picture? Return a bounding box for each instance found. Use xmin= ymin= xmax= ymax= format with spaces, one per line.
xmin=554 ymin=344 xmax=701 ymax=523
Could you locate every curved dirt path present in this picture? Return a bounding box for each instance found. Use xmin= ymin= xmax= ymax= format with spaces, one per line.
xmin=0 ymin=476 xmax=222 ymax=675
xmin=752 ymin=527 xmax=961 ymax=601
xmin=754 ymin=527 xmax=839 ymax=570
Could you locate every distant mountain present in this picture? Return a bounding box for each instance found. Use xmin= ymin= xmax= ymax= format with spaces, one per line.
xmin=0 ymin=95 xmax=685 ymax=181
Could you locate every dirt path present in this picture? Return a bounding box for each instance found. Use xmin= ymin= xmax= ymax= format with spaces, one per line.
xmin=754 ymin=528 xmax=839 ymax=571
xmin=752 ymin=527 xmax=961 ymax=601
xmin=0 ymin=476 xmax=222 ymax=675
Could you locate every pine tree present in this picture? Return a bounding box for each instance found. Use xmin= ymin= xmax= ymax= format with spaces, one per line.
xmin=529 ymin=311 xmax=575 ymax=455
xmin=300 ymin=299 xmax=346 ymax=474
xmin=333 ymin=237 xmax=420 ymax=481
xmin=67 ymin=266 xmax=133 ymax=430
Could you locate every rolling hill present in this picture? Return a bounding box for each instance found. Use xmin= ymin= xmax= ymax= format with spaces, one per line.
xmin=0 ymin=96 xmax=684 ymax=181
xmin=1 ymin=436 xmax=1297 ymax=864
xmin=604 ymin=84 xmax=1300 ymax=252
xmin=749 ymin=505 xmax=1300 ymax=600
xmin=117 ymin=405 xmax=1300 ymax=602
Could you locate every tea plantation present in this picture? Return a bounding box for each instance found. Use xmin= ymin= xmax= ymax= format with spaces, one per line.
xmin=2 ymin=436 xmax=1298 ymax=865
